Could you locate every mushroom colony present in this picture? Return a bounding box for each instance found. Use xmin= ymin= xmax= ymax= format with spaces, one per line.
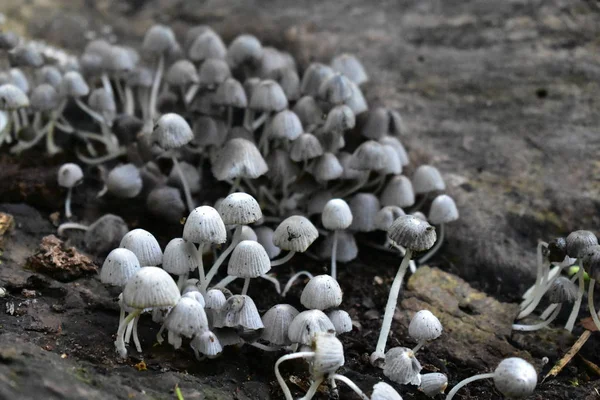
xmin=3 ymin=20 xmax=595 ymax=399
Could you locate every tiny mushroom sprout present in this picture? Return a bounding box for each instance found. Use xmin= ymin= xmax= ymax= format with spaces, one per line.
xmin=371 ymin=382 xmax=403 ymax=400
xmin=321 ymin=198 xmax=353 ymax=279
xmin=419 ymin=372 xmax=448 ymax=397
xmin=300 ymin=274 xmax=343 ymax=311
xmin=227 ymin=240 xmax=271 ymax=295
xmin=418 ymin=194 xmax=459 ymax=264
xmin=408 ymin=309 xmax=443 ymax=353
xmin=371 ymin=215 xmax=436 ymax=367
xmin=271 ymin=215 xmax=319 ymax=266
xmin=115 ymin=266 xmax=181 ymax=357
xmin=157 ymin=295 xmax=209 ymax=349
xmin=162 ymin=238 xmax=198 ymax=289
xmin=446 ymin=357 xmax=537 ymax=400
xmin=58 ymin=214 xmax=128 ymax=255
xmin=411 ymin=165 xmax=445 ymax=210
xmin=204 ymin=288 xmax=227 ymax=326
xmin=255 ymin=304 xmax=299 ymax=351
xmin=57 ymin=163 xmax=84 ymax=219
xmin=383 ymin=347 xmax=422 ymax=385
xmin=119 ymin=228 xmax=163 ymax=266
xmin=583 ymin=244 xmax=600 ymax=331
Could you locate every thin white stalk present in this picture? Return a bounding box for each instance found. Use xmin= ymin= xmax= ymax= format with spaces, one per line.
xmin=512 ymin=304 xmax=562 ymax=331
xmin=275 ymin=352 xmax=315 ymax=400
xmin=260 ymin=274 xmax=281 ymax=294
xmin=249 ymin=342 xmax=284 ymax=352
xmin=271 ymin=251 xmax=296 ymax=267
xmin=75 ymin=146 xmax=127 ymax=165
xmin=331 ymin=230 xmax=339 ymax=280
xmin=298 ymin=378 xmax=324 ymax=400
xmin=124 ymin=84 xmax=135 ymax=116
xmin=156 ymin=323 xmax=166 ymax=344
xmin=541 ymin=272 xmax=577 ymax=320
xmin=74 ymin=98 xmax=105 ymax=124
xmin=565 ymin=262 xmax=585 ymax=332
xmin=203 ymin=226 xmax=242 ymax=291
xmin=215 ymin=274 xmax=237 ymax=288
xmin=412 ymin=339 xmax=426 ymax=354
xmin=331 ymin=374 xmax=369 ymax=400
xmin=65 ymin=187 xmax=73 ymax=219
xmin=148 ymin=55 xmax=165 ymax=125
xmin=588 ymin=279 xmax=600 ymax=332
xmin=125 ymin=318 xmax=134 ymax=343
xmin=445 ymin=372 xmax=496 ymax=400
xmin=196 ymin=243 xmax=206 ymax=292
xmin=115 ymin=309 xmax=140 ymax=358
xmin=57 ymin=222 xmax=89 ymax=236
xmin=132 ymin=315 xmax=142 ymax=352
xmin=241 ymin=277 xmax=250 ymax=296
xmin=519 ymin=241 xmax=549 ymax=310
xmin=281 ymin=271 xmax=314 ymax=297
xmin=172 ymin=155 xmax=195 ymax=212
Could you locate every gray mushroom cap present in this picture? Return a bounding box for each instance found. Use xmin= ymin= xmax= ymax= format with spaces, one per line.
xmin=566 ymin=230 xmax=598 ymax=259
xmin=142 ymin=24 xmax=178 ymax=55
xmin=107 ymin=164 xmax=143 ymax=198
xmin=388 ymin=215 xmax=436 ymax=251
xmin=215 ymin=77 xmax=247 ymax=108
xmin=323 ymin=104 xmax=355 ymax=133
xmin=217 ymin=294 xmax=264 ymax=331
xmin=36 ymin=65 xmax=63 ymax=88
xmin=331 ymin=53 xmax=368 ymax=85
xmin=384 ymin=347 xmax=422 ymax=385
xmin=8 ymin=68 xmax=29 ymax=94
xmin=267 ymin=110 xmax=303 ymax=141
xmin=362 ymin=107 xmax=390 ymax=140
xmin=288 ymin=309 xmax=335 ymax=345
xmin=100 ymin=248 xmax=141 ymax=287
xmin=0 ymin=31 xmax=20 ymax=51
xmin=60 ymin=71 xmax=90 ymax=97
xmin=290 ymin=133 xmax=323 ymax=162
xmin=199 ymin=58 xmax=231 ymax=87
xmin=249 ymin=79 xmax=288 ymax=112
xmin=0 ymin=83 xmax=29 ymax=110
xmin=322 ymin=198 xmax=353 ymax=230
xmin=318 ymin=230 xmax=358 ymax=263
xmin=350 ymin=140 xmax=386 ymax=171
xmin=312 ymin=152 xmax=344 ymax=182
xmin=227 ymin=34 xmax=263 ymax=68
xmin=261 ymin=304 xmax=299 ymax=346
xmin=273 ymin=215 xmax=319 ymax=252
xmin=349 ymin=193 xmax=380 ymax=232
xmin=88 ymin=87 xmax=116 ymax=115
xmin=428 ymin=194 xmax=459 ymax=225
xmin=300 ymin=275 xmax=343 ymax=310
xmin=227 ymin=240 xmax=271 ymax=278
xmin=211 ymin=138 xmax=268 ymax=181
xmin=217 ymin=192 xmax=262 ymax=225
xmin=344 ymin=80 xmax=368 ymax=115
xmin=153 ymin=113 xmax=194 ymax=150
xmin=30 ymin=83 xmax=59 ymax=112
xmin=9 ymin=45 xmax=44 ymax=68
xmin=255 ymin=226 xmax=281 ymax=259
xmin=57 ymin=163 xmax=83 ymax=188
xmin=582 ymin=244 xmax=600 ymax=281
xmin=146 ymin=186 xmax=185 ymax=222
xmin=119 ymin=228 xmax=163 ymax=266
xmin=183 ymin=205 xmax=227 ymax=245
xmin=419 ymin=373 xmax=448 ymax=397
xmin=310 ymin=332 xmax=345 ymax=379
xmin=163 ymin=238 xmax=198 ymax=275
xmin=379 ymin=136 xmax=409 ymax=166
xmin=188 ymin=30 xmax=226 ymax=62
xmin=301 ymin=63 xmax=335 ymax=97
xmin=371 ymin=382 xmax=403 ymax=400
xmin=493 ymin=358 xmax=537 ymax=398
xmin=318 ymin=73 xmax=354 ymax=105
xmin=326 ymin=309 xmax=352 ymax=334
xmin=293 ymin=95 xmax=323 ymax=128
xmin=408 ymin=310 xmax=443 ymax=341
xmin=412 ymin=165 xmax=446 ymax=194
xmin=84 ymin=214 xmax=128 ymax=255
xmin=122 ymin=266 xmax=180 ymax=309
xmin=165 ymin=297 xmax=209 ymax=345
xmin=166 ymin=59 xmax=199 ymax=87
xmin=375 ymin=206 xmax=406 ymax=231
xmin=547 ymin=276 xmax=579 ymax=303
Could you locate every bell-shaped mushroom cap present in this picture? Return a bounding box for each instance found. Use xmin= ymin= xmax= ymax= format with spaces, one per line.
xmin=290 ymin=133 xmax=323 ymax=162
xmin=257 ymin=47 xmax=296 ymax=79
xmin=8 ymin=68 xmax=30 ymax=94
xmin=547 ymin=276 xmax=579 ymax=303
xmin=493 ymin=358 xmax=537 ymax=398
xmin=268 ymin=67 xmax=300 ymax=101
xmin=239 ymin=225 xmax=258 ymax=242
xmin=184 ymin=25 xmax=214 ymax=50
xmin=153 ymin=113 xmax=194 ymax=150
xmin=388 ymin=215 xmax=436 ymax=251
xmin=331 ymin=53 xmax=368 ymax=85
xmin=372 ymin=382 xmax=403 ymax=400
xmin=323 ymin=104 xmax=355 ymax=133
xmin=349 ymin=193 xmax=380 ymax=232
xmin=375 ymin=206 xmax=406 ymax=231
xmin=411 ymin=211 xmax=428 ymax=221
xmin=312 ymin=153 xmax=344 ymax=182
xmin=107 ymin=164 xmax=143 ymax=198
xmin=307 ymin=189 xmax=334 ymax=216
xmin=227 ymin=240 xmax=271 ymax=278
xmin=267 ymin=153 xmax=298 ymax=186
xmin=379 ymin=144 xmax=403 ymax=175
xmin=60 ymin=71 xmax=89 ymax=97
xmin=142 ymin=24 xmax=178 ymax=55
xmin=300 ymin=275 xmax=343 ymax=310
xmin=227 ymin=34 xmax=263 ymax=68
xmin=182 ymin=290 xmax=205 ymax=307
xmin=147 ymin=186 xmax=185 ymax=222
xmin=344 ymin=80 xmax=368 ymax=115
xmin=288 ymin=309 xmax=335 ymax=345
xmin=267 ymin=110 xmax=303 ymax=141
xmin=217 ymin=192 xmax=262 ymax=225
xmin=322 ymin=198 xmax=353 ymax=230
xmin=318 ymin=73 xmax=353 ymax=105
xmin=412 ymin=165 xmax=446 ymax=194
xmin=362 ymin=108 xmax=390 ymax=140
xmin=261 ymin=304 xmax=300 ymax=346
xmin=89 ymin=88 xmax=116 ymax=119
xmin=379 ymin=136 xmax=409 ymax=166
xmin=301 ymin=63 xmax=335 ymax=97
xmin=9 ymin=45 xmax=44 ymax=68
xmin=428 ymin=194 xmax=459 ymax=225
xmin=293 ymin=95 xmax=323 ymax=128
xmin=183 ymin=206 xmax=227 ymax=245
xmin=566 ymin=230 xmax=598 ymax=258
xmin=350 ymin=140 xmax=386 ymax=171
xmin=547 ymin=237 xmax=567 ymax=263
xmin=582 ymin=244 xmax=600 ymax=280
xmin=123 ymin=266 xmax=180 ymax=309
xmin=57 ymin=163 xmax=83 ymax=188
xmin=408 ymin=310 xmax=443 ymax=341
xmin=105 ymin=45 xmax=136 ymax=73
xmin=84 ymin=214 xmax=128 ymax=255
xmin=215 ymin=77 xmax=247 ymax=108
xmin=249 ymin=79 xmax=288 ymax=112
xmin=326 ymin=309 xmax=352 ymax=334
xmin=212 ymin=138 xmax=268 ymax=181
xmin=318 ymin=230 xmax=358 ymax=263
xmin=120 ymin=228 xmax=163 ymax=266
xmin=100 ymin=248 xmax=141 ymax=287
xmin=419 ymin=373 xmax=448 ymax=397
xmin=273 ymin=216 xmax=319 ymax=252
xmin=214 ymin=327 xmax=244 ymax=347
xmin=219 ymin=294 xmax=264 ymax=330
xmin=127 ymin=66 xmax=153 ymax=88
xmin=30 ymin=83 xmax=59 ymax=112
xmin=163 ymin=238 xmax=198 ymax=275
xmin=165 ymin=297 xmax=209 ymax=339
xmin=381 ymin=175 xmax=415 ymax=208
xmin=205 ymin=288 xmax=227 ymax=310
xmin=191 ymin=330 xmax=223 ymax=358
xmin=199 ymin=58 xmax=231 ymax=87
xmin=255 ymin=227 xmax=281 ymax=259
xmin=0 ymin=31 xmax=20 ymax=51
xmin=36 ymin=65 xmax=62 ymax=88
xmin=166 ymin=59 xmax=199 ymax=87
xmin=383 ymin=347 xmax=422 ymax=385
xmin=0 ymin=83 xmax=29 ymax=110
xmin=188 ymin=30 xmax=226 ymax=62
xmin=310 ymin=331 xmax=345 ymax=379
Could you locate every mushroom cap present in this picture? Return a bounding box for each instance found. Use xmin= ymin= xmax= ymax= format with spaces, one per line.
xmin=389 ymin=110 xmax=407 ymax=136
xmin=290 ymin=133 xmax=323 ymax=162
xmin=127 ymin=66 xmax=153 ymax=88
xmin=191 ymin=330 xmax=223 ymax=358
xmin=428 ymin=194 xmax=459 ymax=225
xmin=266 ymin=149 xmax=300 ymax=186
xmin=412 ymin=165 xmax=445 ymax=194
xmin=388 ymin=215 xmax=436 ymax=251
xmin=211 ymin=138 xmax=268 ymax=181
xmin=301 ymin=63 xmax=335 ymax=97
xmin=493 ymin=358 xmax=537 ymax=398
xmin=8 ymin=68 xmax=30 ymax=94
xmin=362 ymin=107 xmax=390 ymax=140
xmin=60 ymin=71 xmax=89 ymax=97
xmin=227 ymin=34 xmax=263 ymax=68
xmin=199 ymin=58 xmax=231 ymax=87
xmin=318 ymin=230 xmax=358 ymax=263
xmin=239 ymin=226 xmax=258 ymax=242
xmin=227 ymin=240 xmax=271 ymax=278
xmin=163 ymin=238 xmax=198 ymax=275
xmin=371 ymin=382 xmax=403 ymax=400
xmin=547 ymin=276 xmax=579 ymax=303
xmin=383 ymin=347 xmax=422 ymax=385
xmin=122 ymin=266 xmax=180 ymax=309
xmin=323 ymin=104 xmax=355 ymax=133
xmin=566 ymin=230 xmax=598 ymax=258
xmin=582 ymin=244 xmax=600 ymax=281
xmin=322 ymin=198 xmax=353 ymax=230
xmin=288 ymin=309 xmax=335 ymax=345
xmin=166 ymin=59 xmax=199 ymax=87
xmin=249 ymin=79 xmax=288 ymax=112
xmin=349 ymin=193 xmax=380 ymax=232
xmin=312 ymin=152 xmax=344 ymax=182
xmin=273 ymin=215 xmax=319 ymax=252
xmin=311 ymin=331 xmax=344 ymax=379
xmin=165 ymin=297 xmax=209 ymax=339
xmin=375 ymin=206 xmax=406 ymax=231
xmin=255 ymin=227 xmax=281 ymax=259
xmin=218 ymin=294 xmax=264 ymax=330
xmin=88 ymin=87 xmax=116 ymax=115
xmin=379 ymin=136 xmax=409 ymax=166
xmin=268 ymin=66 xmax=300 ymax=101
xmin=331 ymin=53 xmax=368 ymax=85
xmin=183 ymin=206 xmax=227 ymax=245
xmin=344 ymin=81 xmax=368 ymax=115
xmin=217 ymin=192 xmax=262 ymax=225
xmin=419 ymin=373 xmax=448 ymax=397
xmin=215 ymin=77 xmax=247 ymax=108
xmin=36 ymin=65 xmax=62 ymax=89
xmin=547 ymin=237 xmax=567 ymax=263
xmin=192 ymin=115 xmax=227 ymax=148
xmin=300 ymin=275 xmax=343 ymax=310
xmin=147 ymin=186 xmax=185 ymax=222
xmin=100 ymin=248 xmax=141 ymax=287
xmin=84 ymin=214 xmax=128 ymax=255
xmin=0 ymin=31 xmax=20 ymax=51
xmin=205 ymin=289 xmax=227 ymax=311
xmin=318 ymin=73 xmax=353 ymax=105
xmin=408 ymin=310 xmax=443 ymax=341
xmin=182 ymin=290 xmax=205 ymax=307
xmin=0 ymin=83 xmax=29 ymax=110
xmin=261 ymin=304 xmax=300 ymax=346
xmin=142 ymin=24 xmax=178 ymax=55
xmin=326 ymin=309 xmax=352 ymax=334
xmin=9 ymin=45 xmax=44 ymax=68
xmin=379 ymin=144 xmax=403 ymax=175
xmin=57 ymin=163 xmax=83 ymax=188
xmin=106 ymin=164 xmax=143 ymax=198
xmin=119 ymin=228 xmax=163 ymax=266
xmin=267 ymin=110 xmax=303 ymax=141
xmin=350 ymin=140 xmax=386 ymax=171
xmin=293 ymin=95 xmax=323 ymax=128
xmin=153 ymin=113 xmax=194 ymax=150
xmin=188 ymin=30 xmax=226 ymax=62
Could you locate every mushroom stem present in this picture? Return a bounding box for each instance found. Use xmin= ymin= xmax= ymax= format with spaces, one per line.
xmin=281 ymin=271 xmax=314 ymax=297
xmin=271 ymin=251 xmax=296 ymax=267
xmin=417 ymin=223 xmax=445 ymax=265
xmin=156 ymin=323 xmax=166 ymax=344
xmin=331 ymin=374 xmax=370 ymax=400
xmin=11 ymin=110 xmax=20 ymax=137
xmin=45 ymin=114 xmax=62 ymax=156
xmin=565 ymin=261 xmax=585 ymax=332
xmin=124 ymin=84 xmax=135 ymax=116
xmin=588 ymin=279 xmax=600 ymax=332
xmin=124 ymin=318 xmax=134 ymax=343
xmin=275 ymin=352 xmax=315 ymax=400
xmin=177 ymin=273 xmax=188 ymax=291
xmin=331 ymin=230 xmax=339 ymax=280
xmin=196 ymin=243 xmax=205 ymax=290
xmin=215 ymin=274 xmax=237 ymax=288
xmin=249 ymin=342 xmax=285 ymax=352
xmin=203 ymin=225 xmax=243 ymax=291
xmin=518 ymin=264 xmax=568 ymax=320
xmin=412 ymin=339 xmax=427 ymax=354
xmin=512 ymin=304 xmax=562 ymax=331
xmin=65 ymin=187 xmax=73 ymax=219
xmin=57 ymin=222 xmax=89 ymax=236
xmin=241 ymin=277 xmax=250 ymax=296
xmin=372 ymin=248 xmax=413 ymax=365
xmin=75 ymin=145 xmax=128 ymax=165
xmin=132 ymin=315 xmax=142 ymax=353
xmin=148 ymin=55 xmax=165 ymax=130
xmin=298 ymin=377 xmax=324 ymax=400
xmin=115 ymin=309 xmax=141 ymax=358
xmin=171 ymin=155 xmax=195 ymax=212
xmin=519 ymin=242 xmax=549 ymax=310
xmin=445 ymin=372 xmax=496 ymax=400
xmin=74 ymin=98 xmax=106 ymax=124
xmin=260 ymin=274 xmax=281 ymax=294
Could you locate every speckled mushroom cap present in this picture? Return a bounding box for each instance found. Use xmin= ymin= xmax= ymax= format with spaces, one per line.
xmin=412 ymin=165 xmax=445 ymax=194
xmin=211 ymin=138 xmax=268 ymax=181
xmin=57 ymin=163 xmax=83 ymax=188
xmin=217 ymin=192 xmax=262 ymax=225
xmin=408 ymin=310 xmax=443 ymax=341
xmin=261 ymin=304 xmax=299 ymax=346
xmin=106 ymin=164 xmax=143 ymax=199
xmin=0 ymin=83 xmax=29 ymax=110
xmin=326 ymin=309 xmax=352 ymax=334
xmin=183 ymin=206 xmax=227 ymax=245
xmin=162 ymin=238 xmax=198 ymax=275
xmin=419 ymin=373 xmax=448 ymax=397
xmin=322 ymin=198 xmax=353 ymax=230
xmin=331 ymin=53 xmax=368 ymax=85
xmin=182 ymin=290 xmax=205 ymax=307
xmin=227 ymin=240 xmax=271 ymax=278
xmin=300 ymin=275 xmax=343 ymax=310
xmin=388 ymin=215 xmax=436 ymax=252
xmin=273 ymin=215 xmax=319 ymax=252
xmin=371 ymin=382 xmax=403 ymax=400
xmin=152 ymin=113 xmax=194 ymax=150
xmin=582 ymin=244 xmax=600 ymax=281
xmin=288 ymin=310 xmax=335 ymax=345
xmin=349 ymin=193 xmax=380 ymax=232
xmin=310 ymin=331 xmax=345 ymax=379
xmin=375 ymin=206 xmax=406 ymax=231
xmin=122 ymin=266 xmax=180 ymax=309
xmin=493 ymin=358 xmax=537 ymax=398
xmin=60 ymin=71 xmax=90 ymax=97
xmin=547 ymin=276 xmax=579 ymax=303
xmin=100 ymin=248 xmax=141 ymax=287
xmin=383 ymin=347 xmax=422 ymax=386
xmin=119 ymin=228 xmax=163 ymax=266
xmin=566 ymin=230 xmax=598 ymax=259
xmin=428 ymin=194 xmax=459 ymax=225
xmin=323 ymin=104 xmax=355 ymax=133
xmin=249 ymin=79 xmax=288 ymax=112
xmin=165 ymin=297 xmax=209 ymax=339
